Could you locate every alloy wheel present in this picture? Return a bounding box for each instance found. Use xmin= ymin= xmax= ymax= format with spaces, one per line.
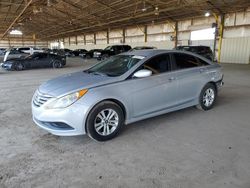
xmin=94 ymin=109 xmax=119 ymax=136
xmin=203 ymin=88 xmax=215 ymax=107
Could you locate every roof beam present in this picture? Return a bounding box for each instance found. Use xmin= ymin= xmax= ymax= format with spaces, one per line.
xmin=1 ymin=0 xmax=33 ymax=39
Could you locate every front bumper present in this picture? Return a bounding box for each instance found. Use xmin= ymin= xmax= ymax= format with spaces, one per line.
xmin=2 ymin=63 xmax=13 ymax=70
xmin=216 ymin=78 xmax=224 ymax=90
xmin=32 ymin=98 xmax=89 ymax=136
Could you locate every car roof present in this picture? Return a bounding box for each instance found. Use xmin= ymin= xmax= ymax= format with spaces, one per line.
xmin=121 ymin=49 xmax=212 ymax=61
xmin=176 ymin=45 xmax=210 ymax=48
xmin=109 ymin=44 xmax=130 ymax=47
xmin=122 ymin=49 xmax=171 ymax=57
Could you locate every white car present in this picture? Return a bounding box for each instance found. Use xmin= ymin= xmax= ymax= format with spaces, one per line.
xmin=3 ymin=48 xmax=28 ymax=62
xmin=17 ymin=47 xmax=44 ymax=54
xmin=3 ymin=47 xmax=44 ymax=62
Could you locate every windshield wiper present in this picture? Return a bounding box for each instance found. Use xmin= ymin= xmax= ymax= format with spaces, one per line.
xmin=92 ymin=72 xmax=108 ymax=76
xmin=84 ymin=69 xmax=114 ymax=77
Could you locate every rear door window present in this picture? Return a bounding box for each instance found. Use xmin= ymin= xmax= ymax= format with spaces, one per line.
xmin=197 ymin=57 xmax=209 ymax=66
xmin=38 ymin=53 xmax=48 ymax=59
xmin=116 ymin=46 xmax=123 ymax=52
xmin=172 ymin=53 xmax=200 ymax=70
xmin=123 ymin=46 xmax=131 ymax=51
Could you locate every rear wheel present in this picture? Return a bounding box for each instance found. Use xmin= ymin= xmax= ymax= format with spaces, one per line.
xmin=86 ymin=54 xmax=91 ymax=59
xmin=197 ymin=83 xmax=217 ymax=111
xmin=86 ymin=101 xmax=124 ymax=141
xmin=52 ymin=60 xmax=62 ymax=68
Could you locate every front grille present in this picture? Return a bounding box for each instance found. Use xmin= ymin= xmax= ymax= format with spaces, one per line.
xmin=33 ymin=90 xmax=53 ymax=107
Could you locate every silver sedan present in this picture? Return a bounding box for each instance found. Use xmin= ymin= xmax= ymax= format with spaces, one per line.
xmin=32 ymin=50 xmax=223 ymax=141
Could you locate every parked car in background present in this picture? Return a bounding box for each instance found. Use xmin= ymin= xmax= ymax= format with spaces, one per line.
xmin=63 ymin=49 xmax=75 ymax=57
xmin=3 ymin=48 xmax=29 ymax=62
xmin=2 ymin=52 xmax=66 ymax=71
xmin=32 ymin=50 xmax=223 ymax=141
xmin=96 ymin=45 xmax=131 ymax=60
xmin=80 ymin=49 xmax=103 ymax=58
xmin=51 ymin=49 xmax=66 ymax=56
xmin=131 ymin=46 xmax=157 ymax=51
xmin=0 ymin=48 xmax=6 ymax=55
xmin=174 ymin=45 xmax=214 ymax=61
xmin=17 ymin=47 xmax=44 ymax=54
xmin=72 ymin=49 xmax=88 ymax=56
xmin=42 ymin=48 xmax=51 ymax=53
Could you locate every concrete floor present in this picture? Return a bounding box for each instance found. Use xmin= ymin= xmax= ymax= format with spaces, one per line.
xmin=0 ymin=57 xmax=250 ymax=188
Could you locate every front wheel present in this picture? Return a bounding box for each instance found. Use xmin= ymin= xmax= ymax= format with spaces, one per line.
xmin=197 ymin=83 xmax=217 ymax=111
xmin=86 ymin=101 xmax=124 ymax=141
xmin=52 ymin=60 xmax=63 ymax=68
xmin=15 ymin=63 xmax=24 ymax=71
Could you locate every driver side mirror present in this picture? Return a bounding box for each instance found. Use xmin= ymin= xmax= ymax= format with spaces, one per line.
xmin=133 ymin=69 xmax=152 ymax=78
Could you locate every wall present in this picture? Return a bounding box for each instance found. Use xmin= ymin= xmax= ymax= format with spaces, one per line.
xmin=220 ymin=9 xmax=250 ymax=64
xmin=52 ymin=9 xmax=250 ymax=64
xmin=55 ymin=23 xmax=176 ymax=50
xmin=0 ymin=36 xmax=48 ymax=49
xmin=220 ymin=37 xmax=250 ymax=64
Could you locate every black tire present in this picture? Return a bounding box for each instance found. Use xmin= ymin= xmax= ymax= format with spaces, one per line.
xmin=86 ymin=54 xmax=91 ymax=59
xmin=101 ymin=54 xmax=109 ymax=60
xmin=86 ymin=101 xmax=124 ymax=142
xmin=197 ymin=83 xmax=217 ymax=111
xmin=52 ymin=60 xmax=63 ymax=68
xmin=15 ymin=62 xmax=24 ymax=71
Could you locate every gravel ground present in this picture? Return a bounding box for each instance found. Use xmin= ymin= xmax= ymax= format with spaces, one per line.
xmin=0 ymin=57 xmax=250 ymax=188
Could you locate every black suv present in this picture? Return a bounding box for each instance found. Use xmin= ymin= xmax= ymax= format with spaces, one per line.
xmin=97 ymin=45 xmax=131 ymax=60
xmin=174 ymin=46 xmax=214 ymax=61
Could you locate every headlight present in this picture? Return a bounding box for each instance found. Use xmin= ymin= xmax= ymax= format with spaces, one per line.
xmin=45 ymin=89 xmax=88 ymax=109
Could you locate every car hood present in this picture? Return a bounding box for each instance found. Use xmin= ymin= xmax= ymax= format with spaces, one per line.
xmin=39 ymin=71 xmax=117 ymax=97
xmin=3 ymin=60 xmax=18 ymax=64
xmin=5 ymin=58 xmax=26 ymax=62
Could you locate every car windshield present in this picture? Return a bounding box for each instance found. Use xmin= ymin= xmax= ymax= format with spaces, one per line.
xmin=86 ymin=55 xmax=143 ymax=77
xmin=104 ymin=46 xmax=112 ymax=50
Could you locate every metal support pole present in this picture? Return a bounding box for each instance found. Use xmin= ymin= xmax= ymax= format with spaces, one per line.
xmin=212 ymin=13 xmax=219 ymax=62
xmin=174 ymin=21 xmax=178 ymax=48
xmin=122 ymin=28 xmax=126 ymax=43
xmin=33 ymin=34 xmax=36 ymax=47
xmin=94 ymin=33 xmax=96 ymax=45
xmin=107 ymin=29 xmax=109 ymax=44
xmin=218 ymin=14 xmax=224 ymax=63
xmin=84 ymin=34 xmax=86 ymax=45
xmin=144 ymin=25 xmax=147 ymax=43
